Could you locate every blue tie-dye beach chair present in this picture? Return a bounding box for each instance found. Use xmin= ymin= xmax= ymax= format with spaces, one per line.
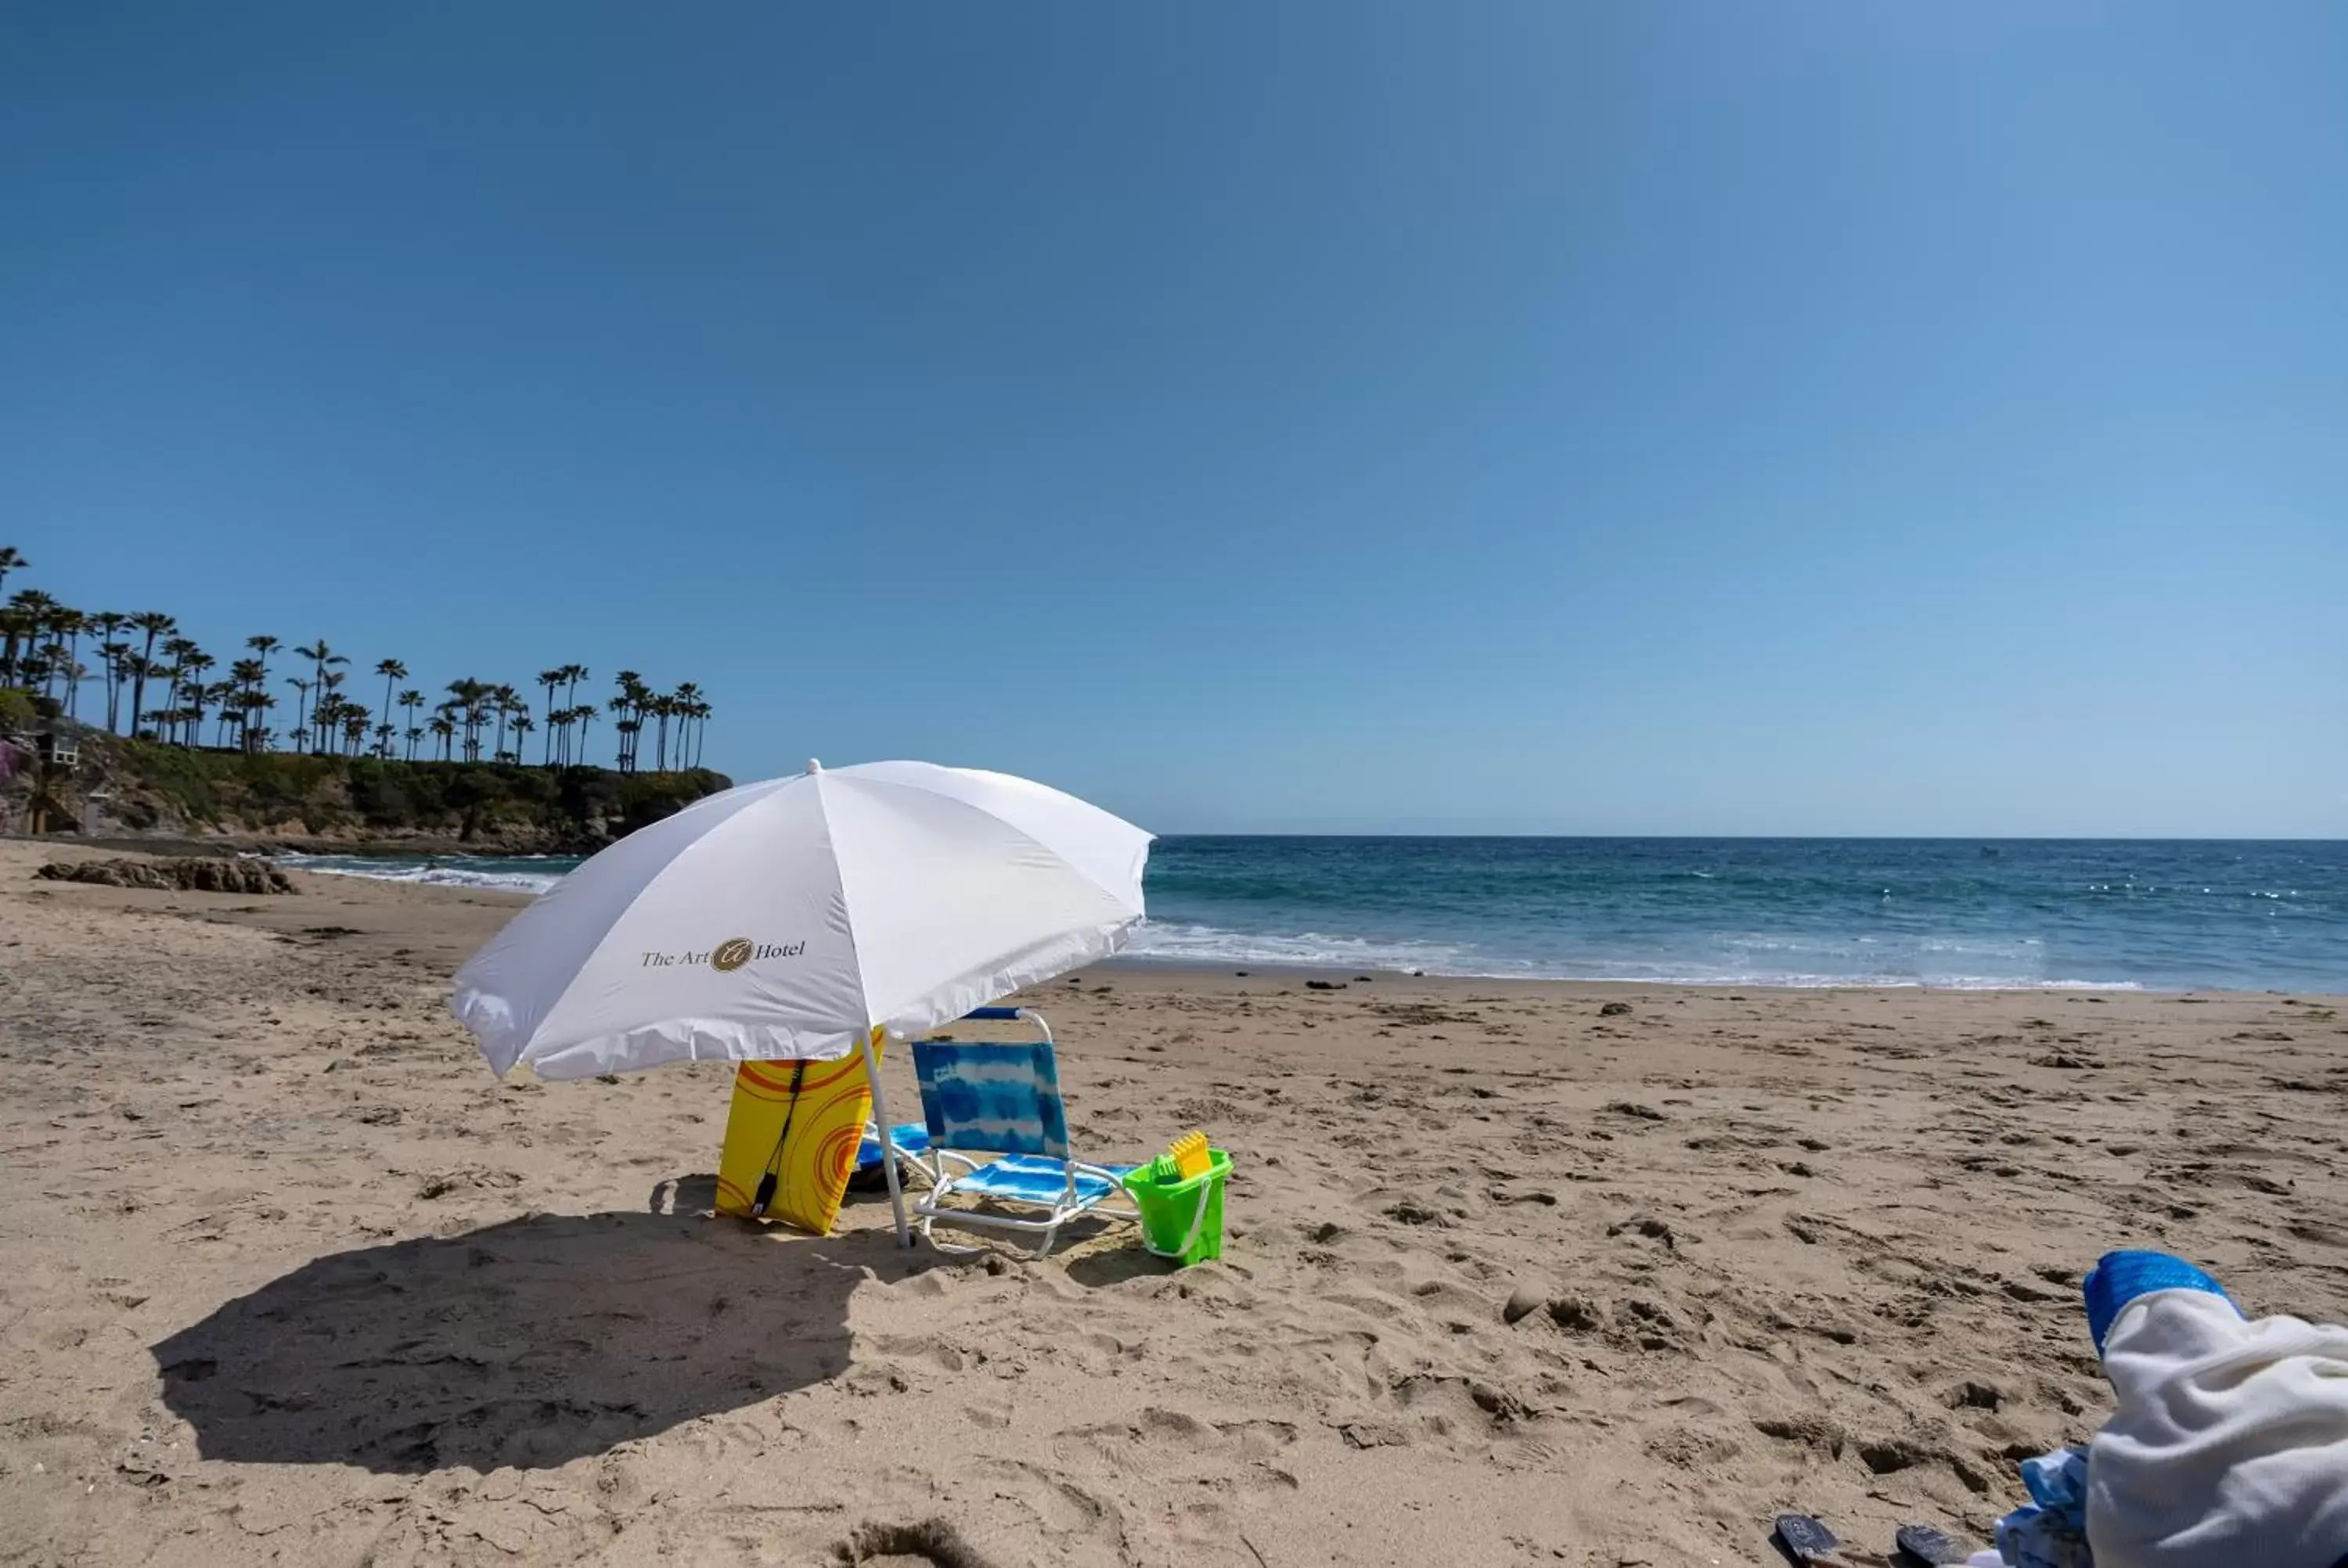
xmin=906 ymin=1007 xmax=1139 ymax=1256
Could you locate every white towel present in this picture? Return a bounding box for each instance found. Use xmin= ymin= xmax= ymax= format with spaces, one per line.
xmin=2085 ymin=1255 xmax=2348 ymax=1568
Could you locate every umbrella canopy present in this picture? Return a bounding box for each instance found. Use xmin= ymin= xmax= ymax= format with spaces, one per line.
xmin=450 ymin=760 xmax=1152 ymax=1081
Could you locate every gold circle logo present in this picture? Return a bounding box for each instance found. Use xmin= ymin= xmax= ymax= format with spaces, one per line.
xmin=710 ymin=937 xmax=754 ymax=973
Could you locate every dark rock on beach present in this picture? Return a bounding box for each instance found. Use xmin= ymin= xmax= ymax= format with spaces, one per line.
xmin=34 ymin=857 xmax=297 ymax=895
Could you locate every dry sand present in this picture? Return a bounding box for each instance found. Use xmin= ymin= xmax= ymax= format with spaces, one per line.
xmin=2 ymin=839 xmax=2344 ymax=1567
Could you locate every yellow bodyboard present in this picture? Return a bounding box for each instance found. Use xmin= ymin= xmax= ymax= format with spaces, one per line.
xmin=714 ymin=1050 xmax=876 ymax=1235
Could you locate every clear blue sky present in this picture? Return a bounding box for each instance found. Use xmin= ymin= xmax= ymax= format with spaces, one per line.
xmin=4 ymin=4 xmax=2342 ymax=836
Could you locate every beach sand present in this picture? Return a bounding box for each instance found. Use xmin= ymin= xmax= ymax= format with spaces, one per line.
xmin=2 ymin=840 xmax=2344 ymax=1567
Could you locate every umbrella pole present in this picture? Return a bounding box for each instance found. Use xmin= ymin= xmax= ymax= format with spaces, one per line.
xmin=861 ymin=1026 xmax=912 ymax=1247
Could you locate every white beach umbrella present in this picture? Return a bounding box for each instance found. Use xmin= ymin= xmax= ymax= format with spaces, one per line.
xmin=449 ymin=759 xmax=1152 ymax=1240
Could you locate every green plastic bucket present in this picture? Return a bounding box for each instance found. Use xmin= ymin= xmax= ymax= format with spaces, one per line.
xmin=1121 ymin=1149 xmax=1232 ymax=1267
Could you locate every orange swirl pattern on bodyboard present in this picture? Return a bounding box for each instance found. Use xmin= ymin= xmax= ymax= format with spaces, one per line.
xmin=713 ymin=1048 xmax=878 ymax=1235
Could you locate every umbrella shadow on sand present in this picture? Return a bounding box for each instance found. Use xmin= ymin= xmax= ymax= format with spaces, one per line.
xmin=152 ymin=1196 xmax=921 ymax=1474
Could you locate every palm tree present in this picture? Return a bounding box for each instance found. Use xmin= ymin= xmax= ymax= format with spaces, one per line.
xmin=54 ymin=637 xmax=84 ymax=713
xmin=285 ymin=675 xmax=312 ymax=746
xmin=96 ymin=642 xmax=130 ymax=732
xmin=228 ymin=658 xmax=266 ymax=750
xmin=0 ymin=606 xmax=32 ymax=687
xmin=157 ymin=637 xmax=193 ymax=742
xmin=113 ymin=653 xmax=149 ymax=734
xmin=239 ymin=689 xmax=275 ymax=753
xmin=316 ymin=696 xmax=346 ymax=754
xmin=562 ymin=665 xmax=590 ymax=753
xmin=160 ymin=634 xmax=194 ymax=694
xmin=9 ymin=591 xmax=59 ymax=695
xmin=445 ymin=679 xmax=488 ymax=761
xmin=571 ymin=703 xmax=598 ymax=767
xmin=455 ymin=681 xmax=488 ymax=761
xmin=245 ymin=635 xmax=280 ymax=725
xmin=0 ymin=547 xmax=24 ymax=596
xmin=653 ymin=692 xmax=686 ymax=771
xmin=373 ymin=658 xmax=407 ymax=757
xmin=58 ymin=659 xmax=91 ymax=720
xmin=85 ymin=613 xmax=128 ymax=725
xmin=46 ymin=609 xmax=88 ymax=717
xmin=610 ymin=671 xmax=650 ymax=772
xmin=484 ymin=684 xmax=518 ymax=762
xmin=430 ymin=712 xmax=456 ymax=761
xmin=211 ymin=682 xmax=242 ymax=748
xmin=128 ymin=612 xmax=176 ymax=738
xmin=293 ymin=640 xmax=348 ymax=753
xmin=341 ymin=709 xmax=369 ymax=756
xmin=670 ymin=682 xmax=706 ymax=768
xmin=315 ymin=668 xmax=347 ymax=754
xmin=175 ymin=649 xmax=215 ymax=747
xmin=537 ymin=669 xmax=566 ymax=763
xmin=607 ymin=696 xmax=632 ymax=772
xmin=397 ymin=689 xmax=424 ymax=758
xmin=510 ymin=713 xmax=535 ymax=764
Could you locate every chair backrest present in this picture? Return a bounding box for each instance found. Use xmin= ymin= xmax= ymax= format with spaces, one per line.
xmin=910 ymin=1039 xmax=1071 ymax=1160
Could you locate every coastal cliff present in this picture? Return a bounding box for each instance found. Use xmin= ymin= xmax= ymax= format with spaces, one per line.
xmin=2 ymin=721 xmax=729 ymax=852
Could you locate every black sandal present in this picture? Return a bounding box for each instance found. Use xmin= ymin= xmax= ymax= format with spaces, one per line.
xmin=1893 ymin=1523 xmax=1970 ymax=1566
xmin=1774 ymin=1515 xmax=1844 ymax=1566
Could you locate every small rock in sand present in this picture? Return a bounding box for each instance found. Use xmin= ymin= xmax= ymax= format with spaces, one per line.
xmin=1948 ymin=1380 xmax=2004 ymax=1411
xmin=1599 ymin=1001 xmax=1633 ymax=1016
xmin=1547 ymin=1293 xmax=1604 ymax=1332
xmin=1503 ymin=1283 xmax=1546 ymax=1325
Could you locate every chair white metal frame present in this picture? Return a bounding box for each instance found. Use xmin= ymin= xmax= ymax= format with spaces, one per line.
xmin=902 ymin=1007 xmax=1138 ymax=1257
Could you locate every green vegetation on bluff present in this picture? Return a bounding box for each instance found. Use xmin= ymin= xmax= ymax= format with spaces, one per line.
xmin=94 ymin=739 xmax=729 ymax=847
xmin=2 ymin=543 xmax=734 ymax=845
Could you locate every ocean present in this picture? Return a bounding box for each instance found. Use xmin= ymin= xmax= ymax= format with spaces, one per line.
xmin=277 ymin=837 xmax=2348 ymax=994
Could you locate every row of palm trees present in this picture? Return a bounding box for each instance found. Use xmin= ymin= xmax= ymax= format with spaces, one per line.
xmin=0 ymin=549 xmax=712 ymax=773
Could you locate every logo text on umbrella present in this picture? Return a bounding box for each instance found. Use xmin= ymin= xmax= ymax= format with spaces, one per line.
xmin=638 ymin=937 xmax=807 ymax=970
